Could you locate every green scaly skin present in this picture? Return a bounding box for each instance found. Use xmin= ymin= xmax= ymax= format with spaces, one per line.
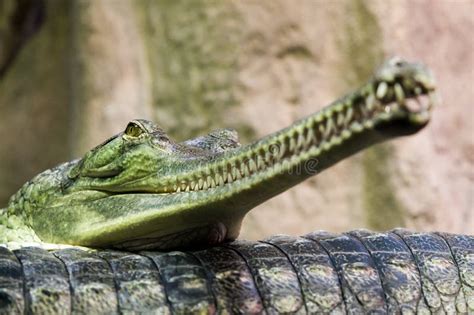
xmin=1 ymin=58 xmax=437 ymax=250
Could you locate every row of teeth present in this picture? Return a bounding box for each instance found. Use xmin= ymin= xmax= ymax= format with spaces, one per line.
xmin=163 ymin=82 xmax=430 ymax=194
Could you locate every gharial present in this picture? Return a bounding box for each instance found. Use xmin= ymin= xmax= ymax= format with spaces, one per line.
xmin=0 ymin=58 xmax=472 ymax=314
xmin=1 ymin=58 xmax=436 ymax=250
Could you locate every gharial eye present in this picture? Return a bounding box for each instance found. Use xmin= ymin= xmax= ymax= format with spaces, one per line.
xmin=124 ymin=122 xmax=145 ymax=137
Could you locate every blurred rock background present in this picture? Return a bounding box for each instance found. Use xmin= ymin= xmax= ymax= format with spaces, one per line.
xmin=0 ymin=0 xmax=472 ymax=239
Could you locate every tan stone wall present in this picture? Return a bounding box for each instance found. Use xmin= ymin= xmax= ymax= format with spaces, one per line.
xmin=236 ymin=0 xmax=474 ymax=238
xmin=0 ymin=0 xmax=72 ymax=206
xmin=0 ymin=0 xmax=472 ymax=239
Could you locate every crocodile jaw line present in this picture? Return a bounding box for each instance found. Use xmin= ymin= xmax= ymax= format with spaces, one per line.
xmin=119 ymin=83 xmax=435 ymax=196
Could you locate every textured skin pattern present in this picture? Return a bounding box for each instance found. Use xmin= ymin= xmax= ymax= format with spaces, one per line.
xmin=0 ymin=230 xmax=471 ymax=314
xmin=304 ymin=231 xmax=386 ymax=313
xmin=348 ymin=230 xmax=429 ymax=313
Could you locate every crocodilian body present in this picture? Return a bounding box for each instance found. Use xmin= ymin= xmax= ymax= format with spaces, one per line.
xmin=1 ymin=58 xmax=436 ymax=250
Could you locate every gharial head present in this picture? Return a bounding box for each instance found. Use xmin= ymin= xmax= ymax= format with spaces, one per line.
xmin=67 ymin=58 xmax=436 ymax=190
xmin=66 ymin=119 xmax=241 ymax=194
xmin=8 ymin=57 xmax=437 ymax=250
xmin=363 ymin=57 xmax=436 ymax=135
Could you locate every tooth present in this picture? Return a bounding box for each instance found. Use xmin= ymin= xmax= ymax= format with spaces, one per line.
xmin=297 ymin=132 xmax=305 ymax=150
xmin=240 ymin=163 xmax=249 ymax=177
xmin=216 ymin=174 xmax=224 ymax=186
xmin=185 ymin=185 xmax=190 ymax=192
xmin=319 ymin=124 xmax=325 ymax=139
xmin=376 ymin=82 xmax=388 ymax=99
xmin=325 ymin=118 xmax=334 ymax=138
xmin=237 ymin=161 xmax=245 ymax=178
xmin=221 ymin=169 xmax=227 ymax=183
xmin=229 ymin=162 xmax=236 ymax=179
xmin=365 ymin=94 xmax=376 ymax=112
xmin=289 ymin=136 xmax=297 ymax=152
xmin=227 ymin=172 xmax=233 ymax=183
xmin=181 ymin=182 xmax=187 ymax=191
xmin=394 ymin=83 xmax=404 ymax=104
xmin=207 ymin=176 xmax=215 ymax=188
xmin=306 ymin=127 xmax=315 ymax=146
xmin=232 ymin=167 xmax=241 ymax=180
xmin=344 ymin=107 xmax=353 ymax=127
xmin=198 ymin=178 xmax=204 ymax=190
xmin=278 ymin=142 xmax=287 ymax=159
xmin=257 ymin=155 xmax=266 ymax=170
xmin=237 ymin=166 xmax=243 ymax=179
xmin=248 ymin=158 xmax=257 ymax=173
xmin=176 ymin=185 xmax=181 ymax=193
xmin=190 ymin=181 xmax=196 ymax=191
xmin=337 ymin=111 xmax=344 ymax=127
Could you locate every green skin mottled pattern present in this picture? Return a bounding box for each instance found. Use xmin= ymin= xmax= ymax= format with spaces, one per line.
xmin=1 ymin=58 xmax=437 ymax=250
